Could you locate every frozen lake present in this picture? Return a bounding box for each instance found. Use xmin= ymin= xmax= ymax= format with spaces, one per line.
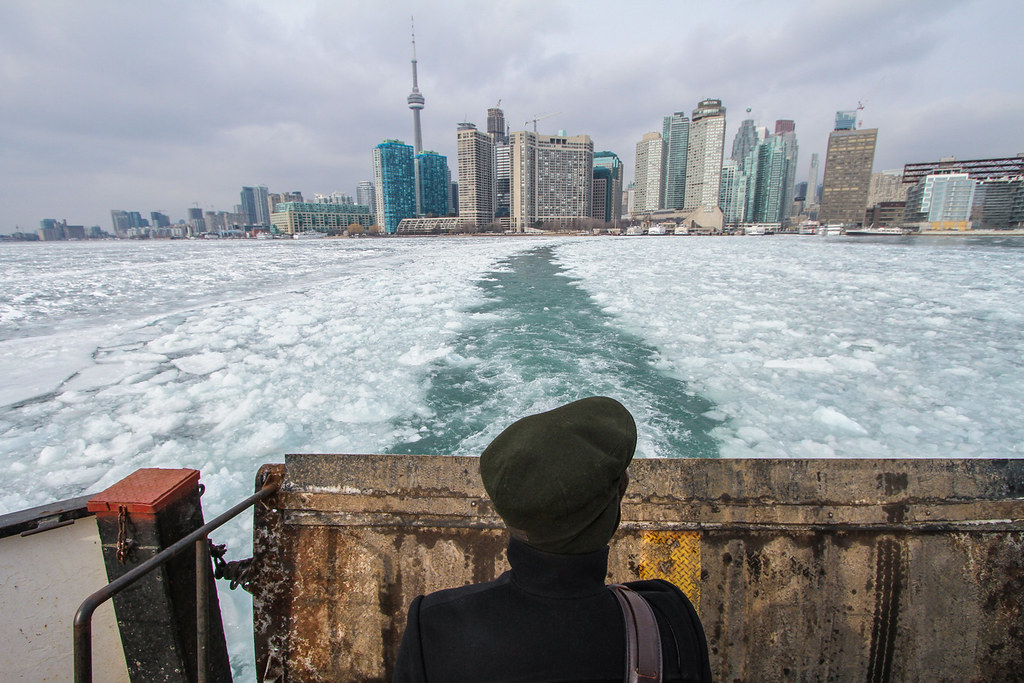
xmin=2 ymin=234 xmax=1023 ymax=674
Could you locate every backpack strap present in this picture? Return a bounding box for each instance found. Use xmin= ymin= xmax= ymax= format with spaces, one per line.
xmin=609 ymin=584 xmax=663 ymax=683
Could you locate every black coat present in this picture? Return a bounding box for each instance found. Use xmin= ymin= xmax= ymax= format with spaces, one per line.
xmin=393 ymin=538 xmax=712 ymax=682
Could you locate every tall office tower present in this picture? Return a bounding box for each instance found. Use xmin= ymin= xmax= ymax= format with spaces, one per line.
xmin=834 ymin=110 xmax=857 ymax=131
xmin=684 ymin=98 xmax=727 ymax=211
xmin=356 ymin=181 xmax=376 ymax=215
xmin=774 ymin=120 xmax=799 ymax=220
xmin=487 ymin=105 xmax=511 ymax=219
xmin=456 ymin=123 xmax=495 ymax=228
xmin=593 ymin=151 xmax=623 ymax=223
xmin=807 ymin=153 xmax=820 ymax=205
xmin=241 ymin=185 xmax=270 ymax=227
xmin=732 ymin=115 xmax=759 ymax=165
xmin=820 ymin=114 xmax=878 ymax=225
xmin=127 ymin=211 xmax=148 ymax=228
xmin=187 ymin=207 xmax=206 ymax=235
xmin=749 ymin=135 xmax=790 ymax=223
xmin=634 ymin=132 xmax=665 ymax=214
xmin=661 ymin=113 xmax=690 ymax=209
xmin=775 ymin=119 xmax=795 ymax=135
xmin=372 ymin=140 xmax=416 ymax=234
xmin=110 ymin=210 xmax=130 ymax=237
xmin=509 ymin=130 xmax=593 ymax=232
xmin=904 ymin=173 xmax=976 ymax=225
xmin=719 ymin=159 xmax=747 ymax=225
xmin=487 ymin=106 xmax=508 ymax=145
xmin=416 ymin=151 xmax=450 ymax=216
xmin=150 ymin=211 xmax=170 ymax=228
xmin=407 ymin=25 xmax=425 ymax=214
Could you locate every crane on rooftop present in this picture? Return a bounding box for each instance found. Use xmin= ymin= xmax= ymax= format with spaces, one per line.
xmin=526 ymin=111 xmax=561 ymax=133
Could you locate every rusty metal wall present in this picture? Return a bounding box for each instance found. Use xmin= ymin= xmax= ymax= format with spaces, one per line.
xmin=251 ymin=455 xmax=1024 ymax=682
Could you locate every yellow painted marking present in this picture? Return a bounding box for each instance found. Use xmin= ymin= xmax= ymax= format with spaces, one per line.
xmin=638 ymin=531 xmax=702 ymax=614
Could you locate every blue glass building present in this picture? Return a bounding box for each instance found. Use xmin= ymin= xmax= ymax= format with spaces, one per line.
xmin=373 ymin=140 xmax=416 ymax=234
xmin=416 ymin=151 xmax=450 ymax=216
xmin=834 ymin=110 xmax=858 ymax=131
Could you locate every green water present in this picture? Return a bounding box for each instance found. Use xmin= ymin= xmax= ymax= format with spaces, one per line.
xmin=387 ymin=246 xmax=720 ymax=458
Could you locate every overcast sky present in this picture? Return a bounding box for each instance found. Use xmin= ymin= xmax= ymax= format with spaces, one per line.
xmin=2 ymin=0 xmax=1022 ymax=232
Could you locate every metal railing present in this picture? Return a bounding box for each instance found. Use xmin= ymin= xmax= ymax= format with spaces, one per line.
xmin=73 ymin=472 xmax=282 ymax=683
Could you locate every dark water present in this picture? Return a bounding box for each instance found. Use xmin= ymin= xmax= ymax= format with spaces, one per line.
xmin=387 ymin=246 xmax=720 ymax=458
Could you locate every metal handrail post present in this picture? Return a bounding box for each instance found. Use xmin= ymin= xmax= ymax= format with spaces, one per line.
xmin=197 ymin=536 xmax=210 ymax=683
xmin=73 ymin=473 xmax=281 ymax=683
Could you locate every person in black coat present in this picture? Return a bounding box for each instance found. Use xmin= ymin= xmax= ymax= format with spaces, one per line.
xmin=393 ymin=397 xmax=712 ymax=682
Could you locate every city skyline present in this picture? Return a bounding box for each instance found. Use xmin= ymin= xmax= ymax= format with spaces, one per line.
xmin=2 ymin=0 xmax=1023 ymax=231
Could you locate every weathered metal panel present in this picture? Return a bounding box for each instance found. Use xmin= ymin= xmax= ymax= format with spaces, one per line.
xmin=252 ymin=456 xmax=1024 ymax=682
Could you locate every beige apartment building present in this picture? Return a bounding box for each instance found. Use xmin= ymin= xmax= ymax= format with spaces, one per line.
xmin=456 ymin=123 xmax=495 ymax=229
xmin=509 ymin=131 xmax=593 ymax=232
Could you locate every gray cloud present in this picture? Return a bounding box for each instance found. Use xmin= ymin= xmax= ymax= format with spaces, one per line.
xmin=1 ymin=0 xmax=1022 ymax=231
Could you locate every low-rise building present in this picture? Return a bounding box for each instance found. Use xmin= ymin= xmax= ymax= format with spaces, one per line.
xmin=270 ymin=202 xmax=373 ymax=236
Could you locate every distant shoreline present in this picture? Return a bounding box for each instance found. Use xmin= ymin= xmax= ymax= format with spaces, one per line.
xmin=917 ymin=229 xmax=1024 ymax=236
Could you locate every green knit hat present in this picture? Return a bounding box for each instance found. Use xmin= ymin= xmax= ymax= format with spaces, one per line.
xmin=480 ymin=397 xmax=637 ymax=554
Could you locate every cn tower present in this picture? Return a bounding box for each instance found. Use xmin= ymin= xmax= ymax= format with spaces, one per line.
xmin=408 ymin=19 xmax=424 ymax=215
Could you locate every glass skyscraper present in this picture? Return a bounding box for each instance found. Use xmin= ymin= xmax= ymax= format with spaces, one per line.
xmin=372 ymin=140 xmax=416 ymax=234
xmin=416 ymin=151 xmax=450 ymax=216
xmin=661 ymin=113 xmax=689 ymax=210
xmin=593 ymin=151 xmax=623 ymax=223
xmin=240 ymin=185 xmax=270 ymax=227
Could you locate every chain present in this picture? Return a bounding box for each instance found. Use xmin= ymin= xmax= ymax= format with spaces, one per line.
xmin=115 ymin=505 xmax=135 ymax=564
xmin=209 ymin=541 xmax=256 ymax=593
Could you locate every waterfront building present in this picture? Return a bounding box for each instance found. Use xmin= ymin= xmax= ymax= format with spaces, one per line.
xmin=864 ymin=201 xmax=907 ymax=228
xmin=110 ymin=210 xmax=131 ymax=237
xmin=150 ymin=212 xmax=171 ymax=228
xmin=416 ymin=151 xmax=450 ymax=216
xmin=372 ymin=139 xmax=416 ymax=234
xmin=456 ymin=122 xmax=495 ymax=229
xmin=187 ymin=207 xmax=206 ymax=235
xmin=903 ymin=173 xmax=976 ymax=227
xmin=661 ymin=113 xmax=690 ymax=210
xmin=819 ymin=116 xmax=877 ymax=225
xmin=971 ymin=177 xmax=1024 ymax=229
xmin=749 ymin=135 xmax=790 ymax=224
xmin=593 ymin=151 xmax=623 ymax=224
xmin=634 ymin=132 xmax=665 ymax=215
xmin=38 ymin=219 xmax=62 ymax=241
xmin=684 ymin=98 xmax=727 ymax=212
xmin=270 ymin=201 xmax=373 ymax=236
xmin=775 ymin=120 xmax=799 ymax=221
xmin=397 ymin=216 xmax=476 ymax=234
xmin=509 ymin=130 xmax=593 ymax=232
xmin=719 ymin=159 xmax=747 ymax=225
xmin=241 ymin=186 xmax=270 ymax=227
xmin=356 ymin=182 xmax=376 ymax=217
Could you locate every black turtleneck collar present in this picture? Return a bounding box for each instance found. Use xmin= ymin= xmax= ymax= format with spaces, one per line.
xmin=505 ymin=537 xmax=610 ymax=599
